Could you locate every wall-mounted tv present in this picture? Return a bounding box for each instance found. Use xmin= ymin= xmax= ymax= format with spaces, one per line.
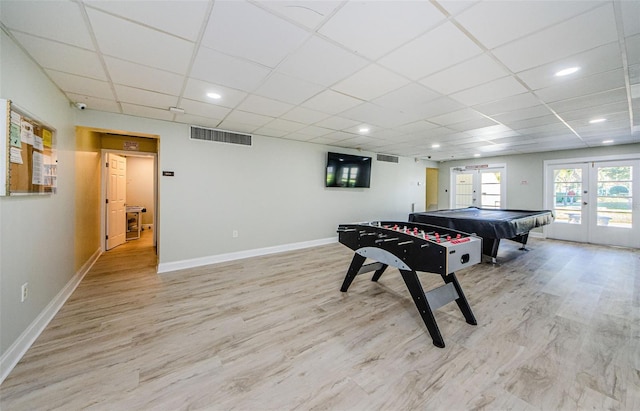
xmin=325 ymin=152 xmax=372 ymax=188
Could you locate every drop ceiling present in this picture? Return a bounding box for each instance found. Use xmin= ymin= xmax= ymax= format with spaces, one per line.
xmin=1 ymin=0 xmax=638 ymax=161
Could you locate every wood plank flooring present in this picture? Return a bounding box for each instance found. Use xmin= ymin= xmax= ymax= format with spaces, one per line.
xmin=1 ymin=231 xmax=639 ymax=410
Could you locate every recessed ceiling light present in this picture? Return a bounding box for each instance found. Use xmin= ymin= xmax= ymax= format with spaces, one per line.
xmin=359 ymin=127 xmax=369 ymax=133
xmin=555 ymin=67 xmax=580 ymax=77
xmin=602 ymin=139 xmax=614 ymax=144
xmin=589 ymin=118 xmax=606 ymax=124
xmin=474 ymin=153 xmax=481 ymax=157
xmin=207 ymin=92 xmax=221 ymax=99
xmin=431 ymin=143 xmax=440 ymax=148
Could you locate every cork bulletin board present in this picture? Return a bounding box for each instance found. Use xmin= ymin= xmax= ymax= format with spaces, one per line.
xmin=1 ymin=99 xmax=57 ymax=196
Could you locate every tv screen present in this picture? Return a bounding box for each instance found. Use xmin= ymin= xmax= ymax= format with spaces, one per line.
xmin=325 ymin=152 xmax=372 ymax=188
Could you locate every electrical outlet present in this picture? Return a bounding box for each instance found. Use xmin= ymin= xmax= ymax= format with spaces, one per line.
xmin=232 ymin=230 xmax=239 ymax=238
xmin=21 ymin=283 xmax=28 ymax=302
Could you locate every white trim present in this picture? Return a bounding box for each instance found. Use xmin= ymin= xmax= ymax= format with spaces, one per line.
xmin=544 ymin=152 xmax=640 ymax=166
xmin=528 ymin=231 xmax=546 ymax=239
xmin=0 ymin=248 xmax=101 ymax=384
xmin=158 ymin=237 xmax=338 ymax=273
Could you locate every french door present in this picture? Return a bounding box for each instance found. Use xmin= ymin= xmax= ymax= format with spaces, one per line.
xmin=546 ymin=159 xmax=639 ymax=248
xmin=451 ymin=165 xmax=505 ymax=209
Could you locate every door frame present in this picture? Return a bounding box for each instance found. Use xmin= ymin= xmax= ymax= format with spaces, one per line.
xmin=450 ymin=163 xmax=507 ymax=209
xmin=543 ymin=151 xmax=640 ymax=243
xmin=100 ymin=149 xmax=158 ymax=252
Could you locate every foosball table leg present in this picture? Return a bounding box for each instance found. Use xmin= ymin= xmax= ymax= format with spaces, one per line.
xmin=399 ymin=269 xmax=446 ymax=348
xmin=371 ymin=264 xmax=388 ymax=282
xmin=442 ymin=272 xmax=477 ymax=326
xmin=340 ymin=253 xmax=366 ymax=292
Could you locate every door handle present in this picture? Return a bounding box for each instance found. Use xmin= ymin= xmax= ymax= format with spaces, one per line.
xmin=583 ymin=202 xmax=588 ymax=206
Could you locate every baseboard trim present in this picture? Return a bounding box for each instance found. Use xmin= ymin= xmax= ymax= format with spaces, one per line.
xmin=0 ymin=247 xmax=101 ymax=385
xmin=157 ymin=236 xmax=338 ymax=274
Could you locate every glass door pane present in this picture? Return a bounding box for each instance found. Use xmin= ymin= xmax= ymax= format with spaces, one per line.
xmin=596 ymin=165 xmax=632 ymax=228
xmin=552 ymin=168 xmax=583 ymax=224
xmin=454 ymin=173 xmax=474 ymax=208
xmin=480 ymin=171 xmax=501 ymax=208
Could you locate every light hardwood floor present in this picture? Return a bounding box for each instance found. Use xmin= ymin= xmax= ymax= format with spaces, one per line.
xmin=1 ymin=231 xmax=639 ymax=410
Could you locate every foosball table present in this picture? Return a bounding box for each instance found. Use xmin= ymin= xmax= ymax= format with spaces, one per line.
xmin=337 ymin=221 xmax=482 ymax=348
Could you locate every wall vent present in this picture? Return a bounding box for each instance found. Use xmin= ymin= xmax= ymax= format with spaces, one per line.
xmin=377 ymin=154 xmax=399 ymax=163
xmin=190 ymin=126 xmax=252 ymax=146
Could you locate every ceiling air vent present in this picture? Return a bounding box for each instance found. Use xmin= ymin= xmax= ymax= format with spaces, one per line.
xmin=190 ymin=126 xmax=252 ymax=146
xmin=377 ymin=154 xmax=399 ymax=163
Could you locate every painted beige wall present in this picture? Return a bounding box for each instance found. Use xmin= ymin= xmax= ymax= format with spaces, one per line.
xmin=74 ymin=127 xmax=102 ymax=272
xmin=101 ymin=134 xmax=157 ymax=153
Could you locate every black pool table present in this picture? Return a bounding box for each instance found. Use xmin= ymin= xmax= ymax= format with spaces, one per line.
xmin=409 ymin=207 xmax=554 ymax=263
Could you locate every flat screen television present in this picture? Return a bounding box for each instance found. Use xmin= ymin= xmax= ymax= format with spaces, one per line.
xmin=325 ymin=152 xmax=372 ymax=188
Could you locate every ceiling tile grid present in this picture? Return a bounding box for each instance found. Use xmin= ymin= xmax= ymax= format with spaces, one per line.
xmin=0 ymin=0 xmax=637 ymax=161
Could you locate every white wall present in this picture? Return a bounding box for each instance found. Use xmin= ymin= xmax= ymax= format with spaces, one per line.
xmin=77 ymin=109 xmax=432 ymax=269
xmin=0 ymin=31 xmax=76 ymax=366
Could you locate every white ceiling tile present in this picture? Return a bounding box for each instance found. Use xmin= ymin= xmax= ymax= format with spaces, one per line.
xmin=535 ymin=69 xmax=626 ymax=103
xmin=318 ymin=1 xmax=444 ymax=60
xmin=429 ymin=108 xmax=486 ymax=126
xmin=214 ymin=120 xmax=258 ymax=135
xmin=85 ymin=0 xmax=209 ymax=41
xmin=332 ymin=64 xmax=410 ymax=101
xmin=262 ymin=118 xmax=306 ymax=133
xmin=492 ymin=105 xmax=555 ymax=124
xmin=492 ymin=3 xmax=619 ymax=73
xmin=104 ymin=57 xmax=184 ymax=96
xmin=1 ymin=0 xmax=94 ymax=49
xmin=456 ymin=1 xmax=602 ymax=49
xmin=87 ymin=8 xmax=194 ymax=74
xmin=414 ymin=97 xmax=467 ymax=118
xmin=502 ymin=115 xmax=566 ymax=130
xmin=281 ymin=107 xmax=330 ymax=124
xmin=253 ymin=127 xmax=290 ymax=138
xmin=121 ymin=103 xmax=175 ymax=122
xmin=202 ymin=1 xmax=309 ymax=68
xmin=372 ymin=83 xmax=441 ymax=112
xmin=620 ymin=0 xmax=640 ymax=37
xmin=178 ymin=98 xmax=232 ymax=121
xmin=182 ymin=78 xmax=248 ymax=108
xmin=236 ymin=95 xmax=293 ymax=117
xmin=277 ymin=36 xmax=368 ymax=86
xmin=177 ymin=114 xmax=222 ymax=129
xmin=516 ymin=43 xmax=622 ymax=91
xmin=191 ymin=47 xmax=271 ymax=92
xmin=65 ymin=92 xmax=120 ymax=113
xmin=450 ymin=76 xmax=528 ymax=106
xmin=45 ymin=69 xmax=115 ymax=99
xmin=437 ymin=1 xmax=480 ymax=16
xmin=340 ymin=103 xmax=415 ymax=128
xmin=224 ymin=110 xmax=273 ymax=128
xmin=473 ymin=92 xmax=541 ymax=116
xmin=258 ymin=1 xmax=342 ymax=31
xmin=548 ymin=88 xmax=628 ymax=114
xmin=301 ymin=89 xmax=363 ymax=115
xmin=446 ymin=117 xmax=501 ymax=132
xmin=420 ymin=54 xmax=509 ymax=95
xmin=379 ymin=21 xmax=483 ymax=80
xmin=254 ymin=72 xmax=324 ymax=105
xmin=114 ymin=85 xmax=178 ymax=109
xmin=626 ymin=34 xmax=640 ymax=69
xmin=296 ymin=125 xmax=333 ymax=138
xmin=313 ymin=116 xmax=361 ymax=131
xmin=11 ymin=32 xmax=106 ymax=80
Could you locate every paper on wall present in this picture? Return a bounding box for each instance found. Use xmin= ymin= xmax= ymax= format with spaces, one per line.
xmin=32 ymin=151 xmax=44 ymax=185
xmin=21 ymin=121 xmax=34 ymax=146
xmin=10 ymin=147 xmax=23 ymax=164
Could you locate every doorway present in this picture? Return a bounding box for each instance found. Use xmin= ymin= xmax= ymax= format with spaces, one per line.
xmin=450 ymin=164 xmax=506 ymax=209
xmin=425 ymin=168 xmax=438 ymax=210
xmin=545 ymin=158 xmax=639 ymax=248
xmin=102 ymin=149 xmax=158 ymax=252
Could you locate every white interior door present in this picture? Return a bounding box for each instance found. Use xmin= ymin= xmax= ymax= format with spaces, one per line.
xmin=546 ymin=160 xmax=639 ymax=248
xmin=106 ymin=153 xmax=127 ymax=250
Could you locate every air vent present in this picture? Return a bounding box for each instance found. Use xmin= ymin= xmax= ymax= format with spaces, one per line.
xmin=190 ymin=126 xmax=252 ymax=146
xmin=377 ymin=154 xmax=399 ymax=163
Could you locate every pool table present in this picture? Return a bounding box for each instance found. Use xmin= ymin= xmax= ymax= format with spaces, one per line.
xmin=409 ymin=207 xmax=554 ymax=263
